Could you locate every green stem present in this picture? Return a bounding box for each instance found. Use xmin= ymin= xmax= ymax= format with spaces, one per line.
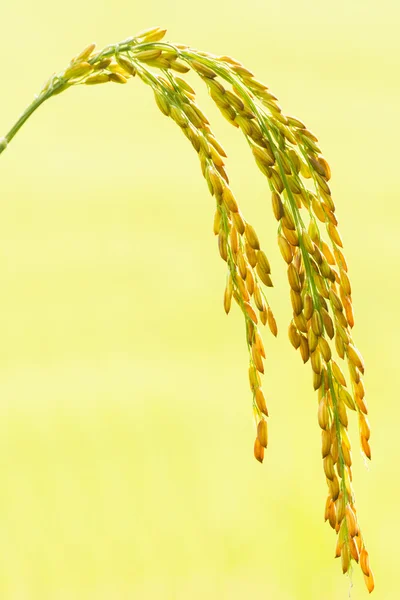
xmin=0 ymin=84 xmax=64 ymax=156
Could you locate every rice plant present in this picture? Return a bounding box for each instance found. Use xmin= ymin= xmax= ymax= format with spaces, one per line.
xmin=0 ymin=26 xmax=374 ymax=593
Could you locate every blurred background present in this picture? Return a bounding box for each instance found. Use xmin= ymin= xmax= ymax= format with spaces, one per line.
xmin=0 ymin=1 xmax=398 ymax=598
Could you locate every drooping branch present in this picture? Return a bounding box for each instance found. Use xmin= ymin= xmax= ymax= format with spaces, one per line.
xmin=0 ymin=26 xmax=374 ymax=593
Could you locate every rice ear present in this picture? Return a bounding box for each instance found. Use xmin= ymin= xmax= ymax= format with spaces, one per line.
xmin=0 ymin=31 xmax=372 ymax=594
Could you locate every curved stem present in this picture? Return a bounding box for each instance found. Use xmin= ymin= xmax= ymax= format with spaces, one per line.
xmin=0 ymin=84 xmax=63 ymax=155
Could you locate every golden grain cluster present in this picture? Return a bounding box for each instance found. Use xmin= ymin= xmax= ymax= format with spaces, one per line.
xmin=0 ymin=26 xmax=373 ymax=593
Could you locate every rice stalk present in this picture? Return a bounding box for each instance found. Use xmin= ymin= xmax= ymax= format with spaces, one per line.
xmin=0 ymin=27 xmax=374 ymax=593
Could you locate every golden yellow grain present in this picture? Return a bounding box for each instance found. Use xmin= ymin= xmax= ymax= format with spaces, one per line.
xmin=318 ymin=397 xmax=329 ymax=430
xmin=245 ymin=223 xmax=260 ymax=250
xmin=311 ymin=349 xmax=322 ymax=375
xmin=134 ymin=26 xmax=167 ymax=42
xmin=329 ymin=474 xmax=340 ymax=501
xmin=253 ymin=332 xmax=266 ymax=359
xmin=253 ymin=285 xmax=265 ymax=312
xmin=254 ymin=437 xmax=264 ymax=463
xmin=299 ymin=335 xmax=310 ymax=364
xmin=108 ymin=62 xmax=130 ymax=76
xmin=311 ymin=197 xmax=326 ymax=222
xmin=217 ymin=230 xmax=228 ymax=262
xmin=323 ymin=455 xmax=335 ymax=481
xmin=282 ymin=210 xmax=296 ymax=232
xmin=318 ymin=336 xmax=332 ymax=362
xmin=321 ymin=430 xmax=331 ymax=458
xmin=290 ymin=289 xmax=303 ymax=315
xmin=319 ymin=156 xmax=331 ymax=180
xmin=287 ymin=263 xmax=301 ymax=292
xmin=255 ymin=388 xmax=268 ymax=416
xmin=236 ymin=276 xmax=250 ymax=302
xmin=246 ymin=320 xmax=255 ymax=346
xmin=252 ymin=144 xmax=275 ymax=167
xmin=252 ymin=344 xmax=265 ymax=373
xmin=300 ymin=232 xmax=314 ymax=256
xmin=282 ymin=225 xmax=299 ymax=246
xmin=348 ymin=365 xmax=360 ymax=388
xmin=286 ymin=176 xmax=302 ymax=195
xmin=324 ymin=494 xmax=332 ymax=521
xmin=244 ymin=301 xmax=258 ymax=324
xmin=230 ymin=226 xmax=239 ymax=255
xmin=85 ymin=73 xmax=110 ymax=85
xmin=336 ymin=494 xmax=345 ymax=525
xmin=339 ymin=388 xmax=356 ymax=411
xmin=271 ymin=192 xmax=284 ymax=220
xmin=134 ymin=48 xmax=162 ymax=62
xmin=75 ymin=42 xmax=96 ymax=62
xmin=256 ymin=265 xmax=273 ymax=287
xmin=257 ymin=419 xmax=268 ymax=448
xmin=321 ymin=241 xmax=335 ymax=265
xmin=359 ymin=413 xmax=371 ymax=441
xmin=343 ymin=296 xmax=354 ymax=328
xmin=341 ymin=543 xmax=350 ymax=574
xmin=246 ymin=267 xmax=255 ymax=294
xmin=321 ymin=308 xmax=334 ymax=339
xmin=288 ymin=322 xmax=301 ymax=349
xmin=245 ymin=243 xmax=257 ymax=268
xmin=232 ymin=211 xmax=245 ymax=234
xmin=307 ymin=328 xmax=318 ymax=353
xmin=259 ymin=308 xmax=268 ymax=326
xmin=331 ymin=360 xmax=346 ymax=386
xmin=109 ymin=72 xmax=128 ymax=84
xmin=207 ymin=166 xmax=224 ymax=196
xmin=235 ymin=114 xmax=253 ymax=135
xmin=342 ymin=443 xmax=352 ymax=468
xmin=356 ymin=378 xmax=365 ymax=399
xmin=249 ymin=365 xmax=261 ymax=391
xmin=64 ymin=61 xmax=94 ymax=79
xmin=330 ymin=427 xmax=339 ymax=463
xmin=287 ymin=115 xmax=306 ymax=129
xmin=313 ymin=371 xmax=322 ymax=391
xmin=345 ymin=505 xmax=358 ymax=538
xmin=334 ymin=247 xmax=348 ymax=271
xmin=295 ymin=313 xmax=307 ymax=333
xmin=278 ymin=234 xmax=293 ymax=263
xmin=327 ymin=222 xmax=343 ymax=247
xmin=93 ymin=57 xmax=112 ymax=71
xmin=117 ymin=56 xmax=138 ymax=76
xmin=328 ymin=499 xmax=336 ymax=529
xmin=265 ymin=308 xmax=277 ymax=337
xmin=170 ymin=60 xmax=191 ymax=73
xmin=191 ymin=60 xmax=217 ymax=78
xmin=308 ymin=155 xmax=326 ymax=178
xmin=364 ymin=571 xmax=375 ymax=593
xmin=269 ymin=167 xmax=284 ymax=193
xmin=152 ymin=89 xmax=170 ymax=116
xmin=300 ymin=160 xmax=312 ymax=178
xmin=311 ymin=311 xmax=323 ymax=336
xmin=361 ymin=436 xmax=372 ymax=459
xmin=347 ymin=343 xmax=365 ymax=373
xmin=360 ymin=548 xmax=371 ymax=576
xmin=257 ymin=250 xmax=271 ymax=275
xmin=210 ymin=140 xmax=228 ymax=164
xmin=224 ymin=275 xmax=233 ymax=314
xmin=213 ymin=210 xmax=221 ymax=235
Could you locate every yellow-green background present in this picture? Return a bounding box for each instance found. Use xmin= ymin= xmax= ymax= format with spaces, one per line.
xmin=0 ymin=1 xmax=398 ymax=598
